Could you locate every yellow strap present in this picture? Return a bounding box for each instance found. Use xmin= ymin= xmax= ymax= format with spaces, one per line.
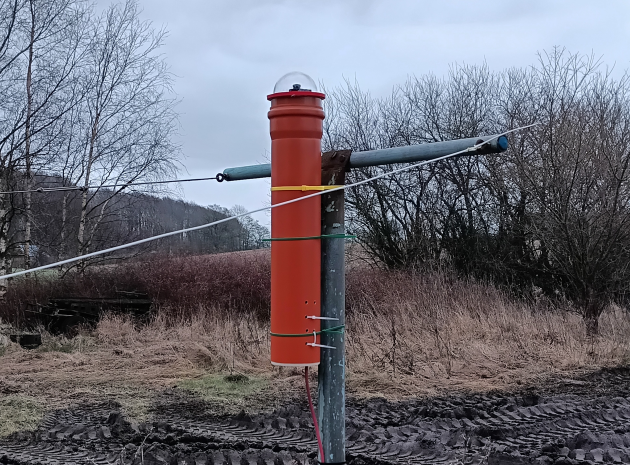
xmin=271 ymin=185 xmax=343 ymax=192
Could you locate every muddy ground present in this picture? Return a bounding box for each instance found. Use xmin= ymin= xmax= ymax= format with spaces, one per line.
xmin=2 ymin=367 xmax=630 ymax=465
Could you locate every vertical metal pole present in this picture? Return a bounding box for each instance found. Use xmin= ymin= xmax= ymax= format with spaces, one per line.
xmin=318 ymin=150 xmax=351 ymax=464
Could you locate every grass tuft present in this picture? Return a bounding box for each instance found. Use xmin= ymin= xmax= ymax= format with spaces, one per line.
xmin=34 ymin=333 xmax=96 ymax=354
xmin=0 ymin=396 xmax=44 ymax=437
xmin=179 ymin=374 xmax=267 ymax=402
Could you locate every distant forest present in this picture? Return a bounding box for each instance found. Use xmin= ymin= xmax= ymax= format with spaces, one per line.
xmin=17 ymin=174 xmax=269 ymax=268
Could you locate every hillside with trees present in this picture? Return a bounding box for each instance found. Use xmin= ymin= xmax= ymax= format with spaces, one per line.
xmin=0 ymin=0 xmax=268 ymax=294
xmin=23 ymin=177 xmax=268 ymax=266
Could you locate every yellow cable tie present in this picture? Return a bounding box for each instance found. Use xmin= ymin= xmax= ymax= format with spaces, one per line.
xmin=271 ymin=185 xmax=343 ymax=192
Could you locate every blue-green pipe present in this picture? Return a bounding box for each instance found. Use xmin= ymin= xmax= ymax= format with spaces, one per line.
xmin=222 ymin=134 xmax=508 ymax=181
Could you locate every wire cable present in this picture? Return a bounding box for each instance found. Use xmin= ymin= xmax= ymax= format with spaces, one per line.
xmin=0 ymin=175 xmax=223 ymax=195
xmin=305 ymin=366 xmax=325 ymax=462
xmin=0 ymin=123 xmax=537 ymax=282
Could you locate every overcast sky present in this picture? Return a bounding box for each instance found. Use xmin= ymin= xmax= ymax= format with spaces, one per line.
xmin=116 ymin=0 xmax=630 ymax=226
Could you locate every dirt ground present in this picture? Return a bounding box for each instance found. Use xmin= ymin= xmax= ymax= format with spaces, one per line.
xmin=0 ymin=320 xmax=612 ymax=431
xmin=3 ymin=364 xmax=630 ymax=464
xmin=3 ymin=301 xmax=630 ymax=464
xmin=3 ymin=326 xmax=630 ymax=465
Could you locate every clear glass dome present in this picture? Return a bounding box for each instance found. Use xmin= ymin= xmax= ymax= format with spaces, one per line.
xmin=273 ymin=72 xmax=318 ymax=93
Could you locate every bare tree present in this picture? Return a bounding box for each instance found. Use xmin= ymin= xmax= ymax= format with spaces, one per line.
xmin=325 ymin=49 xmax=630 ymax=333
xmin=0 ymin=0 xmax=29 ymax=298
xmin=18 ymin=0 xmax=89 ymax=268
xmin=66 ymin=0 xmax=178 ymax=266
xmin=324 ymin=66 xmax=499 ymax=270
xmin=506 ymin=49 xmax=630 ymax=334
xmin=229 ymin=204 xmax=270 ymax=251
xmin=0 ymin=0 xmax=181 ymax=289
xmin=0 ymin=0 xmax=89 ymax=299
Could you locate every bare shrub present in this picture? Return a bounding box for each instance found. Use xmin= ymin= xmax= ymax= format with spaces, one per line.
xmin=136 ymin=251 xmax=271 ymax=321
xmin=345 ymin=269 xmax=630 ymax=395
xmin=3 ymin=252 xmax=630 ymax=398
xmin=325 ymin=49 xmax=630 ymax=334
xmin=0 ymin=250 xmax=271 ymax=326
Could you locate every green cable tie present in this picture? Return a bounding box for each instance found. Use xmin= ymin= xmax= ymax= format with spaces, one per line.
xmin=262 ymin=234 xmax=356 ymax=242
xmin=270 ymin=324 xmax=345 ymax=338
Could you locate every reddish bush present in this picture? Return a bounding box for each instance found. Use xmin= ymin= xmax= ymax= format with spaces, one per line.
xmin=0 ymin=251 xmax=510 ymax=330
xmin=0 ymin=250 xmax=271 ymax=326
xmin=134 ymin=251 xmax=271 ymax=320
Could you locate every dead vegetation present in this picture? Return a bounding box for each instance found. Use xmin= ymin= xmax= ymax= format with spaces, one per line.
xmin=2 ymin=261 xmax=630 ymax=423
xmin=0 ymin=396 xmax=43 ymax=437
xmin=2 ymin=252 xmax=630 ymax=439
xmin=0 ymin=250 xmax=272 ymax=327
xmin=345 ymin=270 xmax=630 ymax=396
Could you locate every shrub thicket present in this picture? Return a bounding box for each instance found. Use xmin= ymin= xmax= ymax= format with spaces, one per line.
xmin=0 ymin=250 xmax=272 ymax=326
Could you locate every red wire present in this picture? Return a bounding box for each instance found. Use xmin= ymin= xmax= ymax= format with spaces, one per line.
xmin=305 ymin=366 xmax=325 ymax=462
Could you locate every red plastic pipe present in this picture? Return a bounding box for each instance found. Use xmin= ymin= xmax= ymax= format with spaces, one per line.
xmin=269 ymin=90 xmax=325 ymax=367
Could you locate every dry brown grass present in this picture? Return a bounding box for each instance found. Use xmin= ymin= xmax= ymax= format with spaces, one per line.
xmin=345 ymin=270 xmax=630 ymax=397
xmin=2 ymin=269 xmax=629 ymax=417
xmin=0 ymin=395 xmax=43 ymax=437
xmin=0 ymin=310 xmax=281 ymax=421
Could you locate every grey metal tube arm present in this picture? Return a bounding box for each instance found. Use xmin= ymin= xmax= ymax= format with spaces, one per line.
xmin=221 ymin=134 xmax=508 ymax=181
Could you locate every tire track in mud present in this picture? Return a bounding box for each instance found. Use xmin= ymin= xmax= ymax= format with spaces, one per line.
xmin=4 ymin=369 xmax=630 ymax=464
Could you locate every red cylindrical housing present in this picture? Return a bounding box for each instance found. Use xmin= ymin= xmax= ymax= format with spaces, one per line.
xmin=269 ymin=90 xmax=325 ymax=366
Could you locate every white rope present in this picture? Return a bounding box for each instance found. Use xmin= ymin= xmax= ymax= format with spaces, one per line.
xmin=0 ymin=123 xmax=537 ymax=281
